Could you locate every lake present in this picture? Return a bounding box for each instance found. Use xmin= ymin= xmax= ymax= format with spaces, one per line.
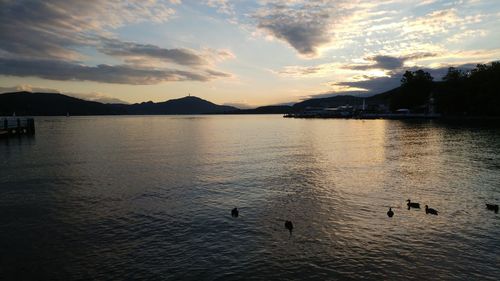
xmin=1 ymin=115 xmax=499 ymax=280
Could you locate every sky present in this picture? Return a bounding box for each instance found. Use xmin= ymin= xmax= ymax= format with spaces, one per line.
xmin=0 ymin=0 xmax=499 ymax=107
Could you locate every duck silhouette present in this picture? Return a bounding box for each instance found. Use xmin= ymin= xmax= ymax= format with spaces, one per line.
xmin=231 ymin=207 xmax=239 ymax=218
xmin=425 ymin=205 xmax=438 ymax=215
xmin=387 ymin=207 xmax=394 ymax=217
xmin=284 ymin=220 xmax=293 ymax=234
xmin=407 ymin=199 xmax=420 ymax=209
xmin=486 ymin=204 xmax=499 ymax=213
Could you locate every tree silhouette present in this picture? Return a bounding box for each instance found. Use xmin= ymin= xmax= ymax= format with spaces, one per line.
xmin=401 ymin=69 xmax=433 ymax=85
xmin=437 ymin=62 xmax=500 ymax=115
xmin=391 ymin=69 xmax=434 ymax=111
xmin=442 ymin=67 xmax=467 ymax=82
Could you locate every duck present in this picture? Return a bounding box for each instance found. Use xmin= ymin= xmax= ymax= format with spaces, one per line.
xmin=284 ymin=220 xmax=294 ymax=234
xmin=387 ymin=207 xmax=394 ymax=217
xmin=486 ymin=204 xmax=499 ymax=213
xmin=406 ymin=199 xmax=420 ymax=209
xmin=231 ymin=207 xmax=239 ymax=217
xmin=425 ymin=205 xmax=438 ymax=215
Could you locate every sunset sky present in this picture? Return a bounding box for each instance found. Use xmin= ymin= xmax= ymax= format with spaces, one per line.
xmin=1 ymin=0 xmax=499 ymax=107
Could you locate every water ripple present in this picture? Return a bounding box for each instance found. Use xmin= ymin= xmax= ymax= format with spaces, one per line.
xmin=1 ymin=116 xmax=499 ymax=280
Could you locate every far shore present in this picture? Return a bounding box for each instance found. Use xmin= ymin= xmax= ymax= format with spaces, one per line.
xmin=2 ymin=114 xmax=500 ymax=120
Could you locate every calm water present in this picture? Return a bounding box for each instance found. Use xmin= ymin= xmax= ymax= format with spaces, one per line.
xmin=1 ymin=116 xmax=499 ymax=280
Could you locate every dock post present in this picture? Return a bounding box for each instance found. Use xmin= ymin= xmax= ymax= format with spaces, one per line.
xmin=27 ymin=118 xmax=35 ymax=134
xmin=1 ymin=117 xmax=35 ymax=137
xmin=17 ymin=118 xmax=21 ymax=135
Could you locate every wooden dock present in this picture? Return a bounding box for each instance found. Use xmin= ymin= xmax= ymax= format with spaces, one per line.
xmin=0 ymin=117 xmax=35 ymax=137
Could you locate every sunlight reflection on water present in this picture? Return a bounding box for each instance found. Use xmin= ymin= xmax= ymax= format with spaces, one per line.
xmin=1 ymin=116 xmax=499 ymax=280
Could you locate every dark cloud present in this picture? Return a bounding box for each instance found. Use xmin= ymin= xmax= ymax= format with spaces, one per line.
xmin=346 ymin=53 xmax=437 ymax=70
xmin=334 ymin=75 xmax=402 ymax=95
xmin=0 ymin=1 xmax=88 ymax=60
xmin=0 ymin=0 xmax=212 ymax=68
xmin=99 ymin=39 xmax=208 ymax=66
xmin=0 ymin=1 xmax=232 ymax=84
xmin=347 ymin=56 xmax=404 ymax=70
xmin=372 ymin=56 xmax=404 ymax=69
xmin=0 ymin=58 xmax=230 ymax=84
xmin=255 ymin=3 xmax=334 ymax=56
xmin=204 ymin=68 xmax=232 ymax=78
xmin=0 ymin=0 xmax=174 ymax=60
xmin=403 ymin=52 xmax=436 ymax=61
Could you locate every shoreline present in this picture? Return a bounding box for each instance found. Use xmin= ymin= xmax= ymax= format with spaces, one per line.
xmin=1 ymin=113 xmax=500 ymax=121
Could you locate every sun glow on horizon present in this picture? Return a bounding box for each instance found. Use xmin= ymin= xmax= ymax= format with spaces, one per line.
xmin=0 ymin=0 xmax=499 ymax=106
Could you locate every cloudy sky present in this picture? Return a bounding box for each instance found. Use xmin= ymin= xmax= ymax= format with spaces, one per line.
xmin=0 ymin=0 xmax=499 ymax=106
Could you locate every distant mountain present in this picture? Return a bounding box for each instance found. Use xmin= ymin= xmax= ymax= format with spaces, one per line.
xmin=0 ymin=91 xmax=125 ymax=116
xmin=225 ymin=105 xmax=293 ymax=114
xmin=122 ymin=96 xmax=237 ymax=114
xmin=292 ymin=95 xmax=364 ymax=111
xmin=0 ymin=92 xmax=237 ymax=116
xmin=0 ymin=89 xmax=402 ymax=116
xmin=291 ymin=91 xmax=395 ymax=112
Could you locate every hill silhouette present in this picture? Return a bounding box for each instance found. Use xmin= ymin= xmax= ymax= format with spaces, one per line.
xmin=225 ymin=105 xmax=293 ymax=114
xmin=123 ymin=96 xmax=236 ymax=114
xmin=291 ymin=89 xmax=399 ymax=112
xmin=0 ymin=93 xmax=237 ymax=115
xmin=0 ymin=91 xmax=126 ymax=116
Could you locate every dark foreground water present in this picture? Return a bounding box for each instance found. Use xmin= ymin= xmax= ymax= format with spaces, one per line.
xmin=1 ymin=116 xmax=499 ymax=280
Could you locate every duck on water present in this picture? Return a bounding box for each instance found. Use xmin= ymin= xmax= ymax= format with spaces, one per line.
xmin=231 ymin=207 xmax=239 ymax=217
xmin=486 ymin=204 xmax=498 ymax=213
xmin=425 ymin=205 xmax=438 ymax=215
xmin=285 ymin=220 xmax=293 ymax=235
xmin=407 ymin=199 xmax=420 ymax=209
xmin=387 ymin=208 xmax=394 ymax=217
